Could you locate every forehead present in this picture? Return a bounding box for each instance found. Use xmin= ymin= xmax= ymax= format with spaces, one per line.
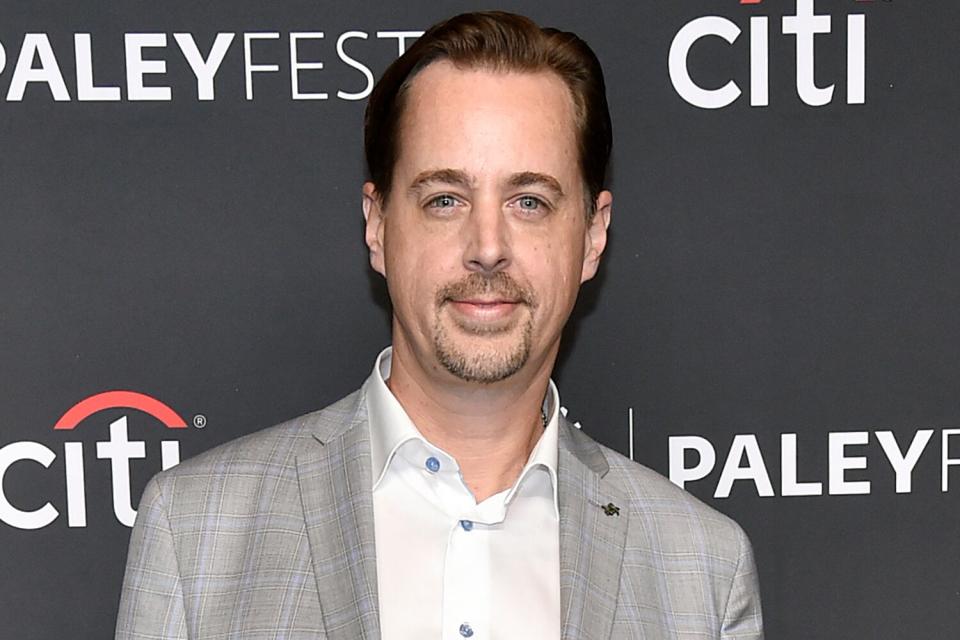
xmin=395 ymin=61 xmax=580 ymax=183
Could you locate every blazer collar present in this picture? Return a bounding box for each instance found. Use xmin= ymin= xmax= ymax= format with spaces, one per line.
xmin=558 ymin=417 xmax=629 ymax=640
xmin=296 ymin=390 xmax=381 ymax=640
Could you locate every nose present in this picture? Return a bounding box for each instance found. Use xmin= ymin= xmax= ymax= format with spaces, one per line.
xmin=462 ymin=198 xmax=511 ymax=274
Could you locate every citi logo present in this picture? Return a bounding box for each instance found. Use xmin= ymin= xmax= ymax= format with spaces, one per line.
xmin=0 ymin=391 xmax=187 ymax=530
xmin=669 ymin=0 xmax=869 ymax=109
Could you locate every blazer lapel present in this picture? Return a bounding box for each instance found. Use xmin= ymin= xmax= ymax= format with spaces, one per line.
xmin=558 ymin=420 xmax=629 ymax=640
xmin=296 ymin=392 xmax=380 ymax=640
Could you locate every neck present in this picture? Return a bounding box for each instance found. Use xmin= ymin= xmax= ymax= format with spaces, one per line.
xmin=386 ymin=337 xmax=557 ymax=502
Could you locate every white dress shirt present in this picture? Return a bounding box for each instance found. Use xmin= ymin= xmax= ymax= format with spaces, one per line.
xmin=365 ymin=348 xmax=561 ymax=640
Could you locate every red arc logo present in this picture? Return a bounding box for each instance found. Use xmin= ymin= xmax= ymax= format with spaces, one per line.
xmin=53 ymin=390 xmax=188 ymax=430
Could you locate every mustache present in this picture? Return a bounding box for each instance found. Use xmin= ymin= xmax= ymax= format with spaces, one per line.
xmin=436 ymin=272 xmax=536 ymax=307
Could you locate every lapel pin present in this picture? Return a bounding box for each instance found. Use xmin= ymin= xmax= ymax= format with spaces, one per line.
xmin=601 ymin=502 xmax=620 ymax=517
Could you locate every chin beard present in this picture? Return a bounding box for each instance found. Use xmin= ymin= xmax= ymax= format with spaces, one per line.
xmin=432 ymin=272 xmax=537 ymax=384
xmin=433 ymin=317 xmax=533 ymax=383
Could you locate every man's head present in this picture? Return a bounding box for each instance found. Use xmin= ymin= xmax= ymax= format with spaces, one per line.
xmin=364 ymin=11 xmax=612 ymax=216
xmin=362 ymin=12 xmax=613 ymax=387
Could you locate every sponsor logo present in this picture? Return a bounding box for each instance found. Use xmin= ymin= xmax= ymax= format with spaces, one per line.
xmin=668 ymin=429 xmax=960 ymax=498
xmin=0 ymin=29 xmax=421 ymax=102
xmin=670 ymin=0 xmax=873 ymax=108
xmin=0 ymin=391 xmax=188 ymax=530
xmin=624 ymin=410 xmax=960 ymax=498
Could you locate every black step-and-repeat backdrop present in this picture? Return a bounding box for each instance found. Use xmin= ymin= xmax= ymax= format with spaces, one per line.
xmin=2 ymin=1 xmax=958 ymax=638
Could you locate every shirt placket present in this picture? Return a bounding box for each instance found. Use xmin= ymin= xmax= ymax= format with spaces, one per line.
xmin=441 ymin=513 xmax=491 ymax=640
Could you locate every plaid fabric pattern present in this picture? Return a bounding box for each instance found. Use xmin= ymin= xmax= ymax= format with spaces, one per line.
xmin=116 ymin=389 xmax=762 ymax=639
xmin=558 ymin=425 xmax=764 ymax=640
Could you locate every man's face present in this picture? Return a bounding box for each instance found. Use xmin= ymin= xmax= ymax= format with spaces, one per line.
xmin=363 ymin=61 xmax=611 ymax=385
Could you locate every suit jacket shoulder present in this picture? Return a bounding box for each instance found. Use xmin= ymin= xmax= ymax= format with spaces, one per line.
xmin=117 ymin=390 xmax=372 ymax=640
xmin=160 ymin=390 xmax=363 ymax=479
xmin=603 ymin=435 xmax=748 ymax=551
xmin=558 ymin=422 xmax=764 ymax=639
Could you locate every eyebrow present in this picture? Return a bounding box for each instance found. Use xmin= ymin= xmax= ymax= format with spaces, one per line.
xmin=406 ymin=168 xmax=566 ymax=200
xmin=408 ymin=169 xmax=475 ymax=197
xmin=507 ymin=172 xmax=565 ymax=200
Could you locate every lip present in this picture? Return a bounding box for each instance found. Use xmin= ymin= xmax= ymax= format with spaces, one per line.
xmin=448 ymin=299 xmax=521 ymax=321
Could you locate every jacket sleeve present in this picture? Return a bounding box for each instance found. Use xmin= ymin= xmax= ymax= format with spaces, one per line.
xmin=720 ymin=525 xmax=764 ymax=640
xmin=115 ymin=475 xmax=189 ymax=640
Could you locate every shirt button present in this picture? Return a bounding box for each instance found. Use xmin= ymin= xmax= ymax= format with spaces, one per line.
xmin=425 ymin=456 xmax=440 ymax=473
xmin=459 ymin=623 xmax=474 ymax=638
xmin=459 ymin=519 xmax=474 ymax=531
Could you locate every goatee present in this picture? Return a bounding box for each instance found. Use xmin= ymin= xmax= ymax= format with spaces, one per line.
xmin=433 ymin=272 xmax=537 ymax=383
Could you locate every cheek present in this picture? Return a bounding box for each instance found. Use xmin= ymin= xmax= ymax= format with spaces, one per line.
xmin=540 ymin=227 xmax=587 ymax=277
xmin=384 ymin=231 xmax=458 ymax=308
xmin=531 ymin=238 xmax=587 ymax=315
xmin=527 ymin=254 xmax=580 ymax=311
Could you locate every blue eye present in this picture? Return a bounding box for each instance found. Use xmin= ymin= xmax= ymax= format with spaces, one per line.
xmin=428 ymin=194 xmax=458 ymax=209
xmin=515 ymin=195 xmax=547 ymax=213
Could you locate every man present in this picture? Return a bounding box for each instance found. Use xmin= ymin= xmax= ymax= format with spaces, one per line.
xmin=117 ymin=11 xmax=763 ymax=640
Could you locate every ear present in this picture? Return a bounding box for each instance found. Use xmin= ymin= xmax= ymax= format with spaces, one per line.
xmin=580 ymin=190 xmax=612 ymax=283
xmin=362 ymin=182 xmax=387 ymax=277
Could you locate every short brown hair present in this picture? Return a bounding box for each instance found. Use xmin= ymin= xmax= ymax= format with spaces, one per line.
xmin=364 ymin=11 xmax=612 ymax=215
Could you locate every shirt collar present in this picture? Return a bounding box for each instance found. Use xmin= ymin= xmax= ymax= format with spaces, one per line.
xmin=366 ymin=347 xmax=424 ymax=489
xmin=364 ymin=346 xmax=560 ymax=512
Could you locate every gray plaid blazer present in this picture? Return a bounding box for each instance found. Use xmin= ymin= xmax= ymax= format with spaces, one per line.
xmin=116 ymin=389 xmax=763 ymax=639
